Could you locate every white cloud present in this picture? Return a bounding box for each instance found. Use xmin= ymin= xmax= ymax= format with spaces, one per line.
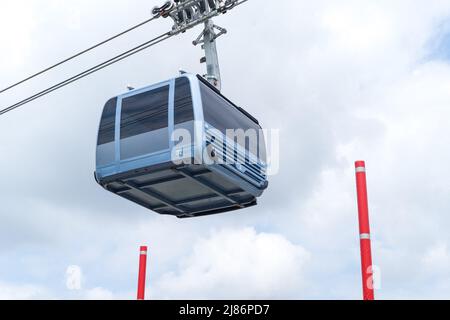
xmin=0 ymin=1 xmax=34 ymax=70
xmin=153 ymin=228 xmax=311 ymax=299
xmin=0 ymin=282 xmax=48 ymax=300
xmin=321 ymin=3 xmax=394 ymax=53
xmin=422 ymin=243 xmax=450 ymax=275
xmin=84 ymin=287 xmax=114 ymax=300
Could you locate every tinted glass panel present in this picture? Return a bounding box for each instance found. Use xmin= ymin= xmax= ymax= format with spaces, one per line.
xmin=120 ymin=86 xmax=169 ymax=159
xmin=121 ymin=86 xmax=169 ymax=139
xmin=174 ymin=77 xmax=194 ymax=125
xmin=96 ymin=98 xmax=117 ymax=167
xmin=200 ymin=81 xmax=260 ymax=133
xmin=200 ymin=81 xmax=265 ymax=161
xmin=97 ymin=97 xmax=117 ymax=146
xmin=174 ymin=77 xmax=195 ymax=148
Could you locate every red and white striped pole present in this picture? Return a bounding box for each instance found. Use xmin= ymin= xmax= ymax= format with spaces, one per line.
xmin=137 ymin=246 xmax=148 ymax=300
xmin=355 ymin=161 xmax=375 ymax=300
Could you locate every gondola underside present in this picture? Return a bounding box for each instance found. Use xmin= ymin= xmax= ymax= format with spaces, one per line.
xmin=98 ymin=162 xmax=258 ymax=218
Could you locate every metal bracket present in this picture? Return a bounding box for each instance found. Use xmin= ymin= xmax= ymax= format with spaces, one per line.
xmin=152 ymin=0 xmax=242 ymax=91
xmin=193 ymin=24 xmax=227 ymax=46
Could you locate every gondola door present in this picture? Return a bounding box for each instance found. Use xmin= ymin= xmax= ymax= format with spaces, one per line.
xmin=117 ymin=81 xmax=172 ymax=173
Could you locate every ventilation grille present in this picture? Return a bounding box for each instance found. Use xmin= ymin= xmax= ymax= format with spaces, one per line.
xmin=205 ymin=125 xmax=267 ymax=186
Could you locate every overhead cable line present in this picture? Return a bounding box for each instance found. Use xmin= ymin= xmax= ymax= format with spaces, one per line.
xmin=0 ymin=0 xmax=251 ymax=116
xmin=0 ymin=16 xmax=159 ymax=95
xmin=0 ymin=32 xmax=172 ymax=116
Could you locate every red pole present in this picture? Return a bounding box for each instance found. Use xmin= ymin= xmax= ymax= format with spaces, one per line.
xmin=137 ymin=246 xmax=148 ymax=300
xmin=355 ymin=161 xmax=375 ymax=300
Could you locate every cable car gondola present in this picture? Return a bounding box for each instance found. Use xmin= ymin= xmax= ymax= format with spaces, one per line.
xmin=94 ymin=73 xmax=268 ymax=218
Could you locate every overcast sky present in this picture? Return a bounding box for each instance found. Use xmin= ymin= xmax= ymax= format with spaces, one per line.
xmin=1 ymin=0 xmax=450 ymax=299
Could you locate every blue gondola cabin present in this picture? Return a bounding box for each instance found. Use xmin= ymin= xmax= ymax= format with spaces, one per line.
xmin=95 ymin=74 xmax=268 ymax=218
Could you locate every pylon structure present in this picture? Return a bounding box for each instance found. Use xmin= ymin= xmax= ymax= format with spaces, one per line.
xmin=153 ymin=0 xmax=245 ymax=91
xmin=355 ymin=161 xmax=375 ymax=300
xmin=137 ymin=246 xmax=148 ymax=300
